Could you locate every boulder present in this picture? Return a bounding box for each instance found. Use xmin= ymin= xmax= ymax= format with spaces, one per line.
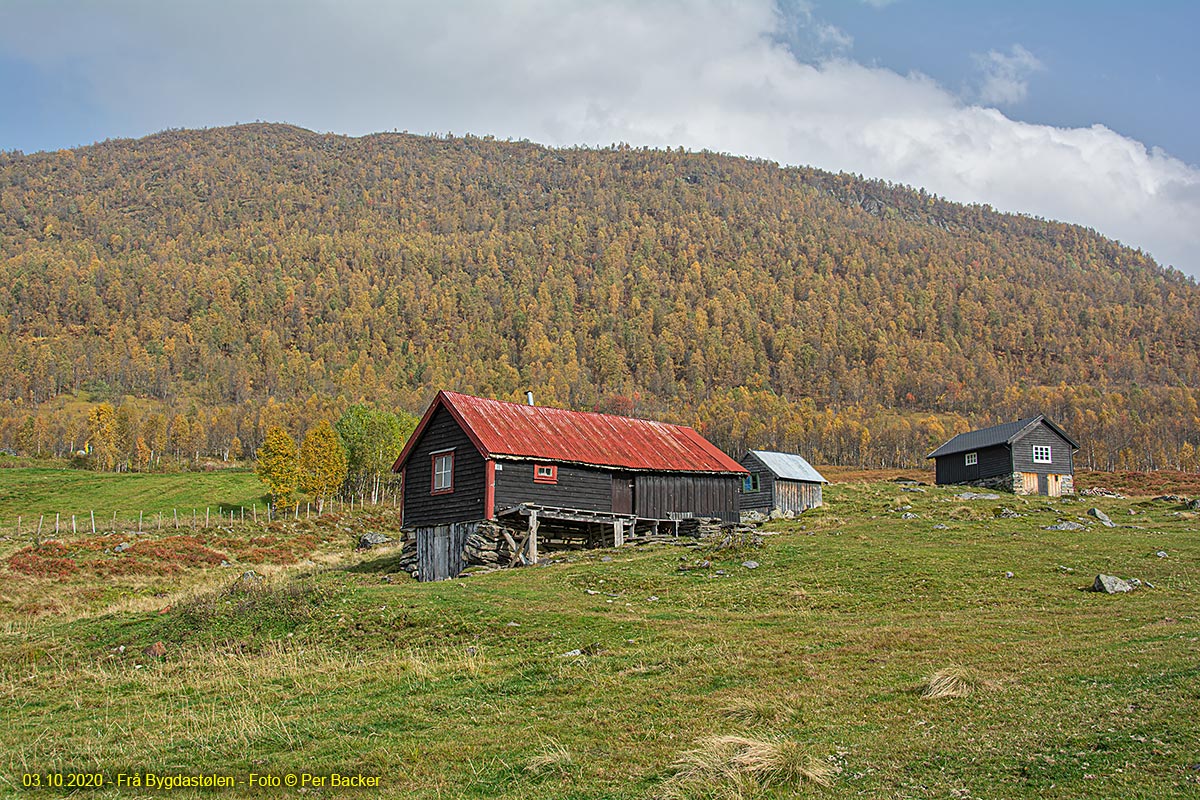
xmin=1087 ymin=508 xmax=1116 ymax=527
xmin=741 ymin=560 xmax=760 ymax=570
xmin=1091 ymin=574 xmax=1134 ymax=594
xmin=1044 ymin=521 xmax=1086 ymax=531
xmin=957 ymin=492 xmax=1000 ymax=500
xmin=357 ymin=532 xmax=394 ymax=550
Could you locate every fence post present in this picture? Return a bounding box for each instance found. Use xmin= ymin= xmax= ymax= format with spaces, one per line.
xmin=138 ymin=511 xmax=143 ymax=533
xmin=206 ymin=507 xmax=210 ymax=528
xmin=16 ymin=516 xmax=20 ymax=537
xmin=91 ymin=510 xmax=96 ymax=535
xmin=72 ymin=514 xmax=77 ymax=534
xmin=111 ymin=510 xmax=117 ymax=532
xmin=56 ymin=512 xmax=60 ymax=535
xmin=174 ymin=509 xmax=179 ymax=529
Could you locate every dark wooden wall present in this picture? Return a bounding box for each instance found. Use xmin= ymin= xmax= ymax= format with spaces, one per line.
xmin=634 ymin=473 xmax=740 ymax=523
xmin=1012 ymin=425 xmax=1075 ymax=475
xmin=494 ymin=461 xmax=613 ymax=512
xmin=402 ymin=406 xmax=486 ymax=527
xmin=738 ymin=452 xmax=776 ymax=512
xmin=935 ymin=443 xmax=1011 ymax=485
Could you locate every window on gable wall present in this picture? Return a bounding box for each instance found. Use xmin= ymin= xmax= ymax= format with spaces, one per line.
xmin=533 ymin=464 xmax=558 ymax=484
xmin=1032 ymin=445 xmax=1052 ymax=464
xmin=432 ymin=451 xmax=454 ymax=493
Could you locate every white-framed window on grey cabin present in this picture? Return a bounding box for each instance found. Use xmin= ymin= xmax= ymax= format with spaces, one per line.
xmin=1032 ymin=445 xmax=1052 ymax=464
xmin=964 ymin=452 xmax=977 ymax=466
xmin=431 ymin=450 xmax=454 ymax=494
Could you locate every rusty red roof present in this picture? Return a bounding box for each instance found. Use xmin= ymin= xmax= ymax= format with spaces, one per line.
xmin=395 ymin=391 xmax=746 ymax=474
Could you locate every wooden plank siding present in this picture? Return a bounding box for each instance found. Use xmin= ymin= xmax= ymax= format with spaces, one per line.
xmin=634 ymin=474 xmax=740 ymax=523
xmin=772 ymin=479 xmax=823 ymax=513
xmin=739 ymin=451 xmax=777 ymax=512
xmin=935 ymin=443 xmax=1012 ymax=485
xmin=1012 ymin=426 xmax=1075 ymax=475
xmin=416 ymin=521 xmax=477 ymax=581
xmin=494 ymin=461 xmax=613 ymax=512
xmin=402 ymin=406 xmax=486 ymax=527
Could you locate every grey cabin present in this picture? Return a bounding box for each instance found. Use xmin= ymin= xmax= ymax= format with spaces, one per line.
xmin=738 ymin=450 xmax=827 ymax=514
xmin=927 ymin=415 xmax=1079 ymax=496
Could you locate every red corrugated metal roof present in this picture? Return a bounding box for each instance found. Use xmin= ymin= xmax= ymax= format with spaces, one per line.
xmin=402 ymin=391 xmax=745 ymax=474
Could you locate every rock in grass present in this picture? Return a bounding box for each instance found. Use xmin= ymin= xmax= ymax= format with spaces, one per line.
xmin=357 ymin=532 xmax=394 ymax=549
xmin=741 ymin=560 xmax=759 ymax=570
xmin=1190 ymin=498 xmax=1200 ymax=511
xmin=1092 ymin=574 xmax=1134 ymax=594
xmin=1087 ymin=508 xmax=1115 ymax=527
xmin=957 ymin=492 xmax=1000 ymax=500
xmin=900 ymin=512 xmax=918 ymax=520
xmin=1044 ymin=521 xmax=1086 ymax=531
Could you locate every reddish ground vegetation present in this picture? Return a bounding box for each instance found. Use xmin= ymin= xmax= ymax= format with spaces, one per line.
xmin=6 ymin=542 xmax=80 ymax=578
xmin=1075 ymin=469 xmax=1200 ymax=497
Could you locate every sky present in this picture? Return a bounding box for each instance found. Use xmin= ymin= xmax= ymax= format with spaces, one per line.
xmin=0 ymin=0 xmax=1197 ymax=278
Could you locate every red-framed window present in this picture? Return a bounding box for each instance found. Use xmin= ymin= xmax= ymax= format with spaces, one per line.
xmin=431 ymin=450 xmax=455 ymax=494
xmin=533 ymin=463 xmax=558 ymax=484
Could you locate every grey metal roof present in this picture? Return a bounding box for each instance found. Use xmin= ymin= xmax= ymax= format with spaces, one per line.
xmin=746 ymin=450 xmax=827 ymax=483
xmin=926 ymin=415 xmax=1080 ymax=459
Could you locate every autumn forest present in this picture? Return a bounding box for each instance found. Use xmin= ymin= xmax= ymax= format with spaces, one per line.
xmin=1 ymin=123 xmax=1198 ymax=473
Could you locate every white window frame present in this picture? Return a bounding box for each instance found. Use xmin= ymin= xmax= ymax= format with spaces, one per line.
xmin=1032 ymin=445 xmax=1052 ymax=464
xmin=431 ymin=450 xmax=454 ymax=493
xmin=964 ymin=452 xmax=977 ymax=466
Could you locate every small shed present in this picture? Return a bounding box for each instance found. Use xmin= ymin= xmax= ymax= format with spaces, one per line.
xmin=927 ymin=415 xmax=1079 ymax=496
xmin=739 ymin=450 xmax=827 ymax=514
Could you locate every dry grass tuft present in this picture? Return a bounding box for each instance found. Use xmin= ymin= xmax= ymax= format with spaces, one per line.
xmin=719 ymin=698 xmax=797 ymax=727
xmin=668 ymin=735 xmax=835 ymax=796
xmin=524 ymin=740 xmax=576 ymax=777
xmin=919 ymin=666 xmax=977 ymax=700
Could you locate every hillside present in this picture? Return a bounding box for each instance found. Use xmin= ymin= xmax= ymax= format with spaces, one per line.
xmin=0 ymin=124 xmax=1198 ymax=468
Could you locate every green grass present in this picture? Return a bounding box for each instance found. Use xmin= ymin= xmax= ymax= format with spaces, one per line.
xmin=1 ymin=481 xmax=1198 ymax=798
xmin=0 ymin=468 xmax=266 ymax=522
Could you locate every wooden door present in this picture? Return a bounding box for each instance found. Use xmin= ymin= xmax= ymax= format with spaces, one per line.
xmin=1037 ymin=474 xmax=1049 ymax=495
xmin=1021 ymin=472 xmax=1039 ymax=494
xmin=1048 ymin=474 xmax=1062 ymax=497
xmin=417 ymin=523 xmax=469 ymax=581
xmin=611 ymin=475 xmax=634 ymax=515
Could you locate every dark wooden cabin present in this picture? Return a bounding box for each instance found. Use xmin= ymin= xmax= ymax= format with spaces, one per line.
xmin=739 ymin=450 xmax=827 ymax=514
xmin=927 ymin=415 xmax=1079 ymax=496
xmin=392 ymin=391 xmax=747 ymax=579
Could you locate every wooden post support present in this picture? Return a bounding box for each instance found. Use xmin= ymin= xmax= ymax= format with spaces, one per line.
xmin=206 ymin=507 xmax=210 ymax=527
xmin=72 ymin=515 xmax=77 ymax=534
xmin=528 ymin=509 xmax=539 ymax=565
xmin=91 ymin=510 xmax=96 ymax=535
xmin=613 ymin=520 xmax=624 ymax=548
xmin=55 ymin=513 xmax=60 ymax=535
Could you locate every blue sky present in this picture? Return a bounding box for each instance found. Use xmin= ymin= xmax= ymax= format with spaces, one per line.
xmin=0 ymin=1 xmax=1197 ymax=277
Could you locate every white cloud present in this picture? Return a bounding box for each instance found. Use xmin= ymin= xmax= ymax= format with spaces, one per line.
xmin=974 ymin=44 xmax=1044 ymax=106
xmin=0 ymin=0 xmax=1197 ymax=277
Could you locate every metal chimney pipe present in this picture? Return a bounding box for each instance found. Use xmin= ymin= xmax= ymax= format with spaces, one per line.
xmin=526 ymin=391 xmax=535 ymax=406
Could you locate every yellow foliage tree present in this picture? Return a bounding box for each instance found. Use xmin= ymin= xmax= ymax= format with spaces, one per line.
xmin=299 ymin=420 xmax=348 ymax=514
xmin=256 ymin=426 xmax=299 ymax=509
xmin=87 ymin=403 xmax=118 ymax=471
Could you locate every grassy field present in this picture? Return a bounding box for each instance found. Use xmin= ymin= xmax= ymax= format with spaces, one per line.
xmin=1 ymin=479 xmax=1198 ymax=798
xmin=0 ymin=467 xmax=266 ymax=524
